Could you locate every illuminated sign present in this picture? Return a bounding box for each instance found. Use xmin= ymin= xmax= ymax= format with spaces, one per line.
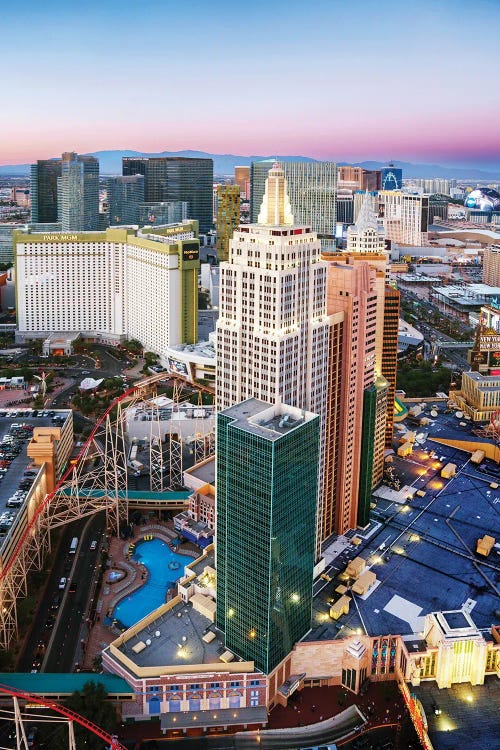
xmin=164 ymin=224 xmax=194 ymax=236
xmin=182 ymin=242 xmax=199 ymax=262
xmin=42 ymin=234 xmax=78 ymax=242
xmin=479 ymin=334 xmax=500 ymax=351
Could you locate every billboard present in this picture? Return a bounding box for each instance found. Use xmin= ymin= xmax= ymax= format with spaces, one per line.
xmin=167 ymin=357 xmax=190 ymax=378
xmin=182 ymin=241 xmax=199 ymax=262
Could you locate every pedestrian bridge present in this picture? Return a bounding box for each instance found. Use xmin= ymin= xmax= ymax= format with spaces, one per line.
xmin=58 ymin=487 xmax=190 ymax=509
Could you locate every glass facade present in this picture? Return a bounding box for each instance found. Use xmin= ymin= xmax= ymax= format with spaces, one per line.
xmin=358 ymin=386 xmax=377 ymax=527
xmin=216 ymin=401 xmax=319 ymax=674
xmin=30 ymin=160 xmax=61 ymax=223
xmin=250 ymin=160 xmax=274 ymax=223
xmin=122 ymin=157 xmax=213 ymax=233
xmin=138 ymin=200 xmax=188 ymax=227
xmin=250 ymin=161 xmax=337 ymax=242
xmin=61 ymin=152 xmax=99 ymax=231
xmin=106 ymin=175 xmax=145 ymax=226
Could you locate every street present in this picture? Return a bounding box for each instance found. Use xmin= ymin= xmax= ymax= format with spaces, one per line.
xmin=18 ymin=512 xmax=106 ymax=673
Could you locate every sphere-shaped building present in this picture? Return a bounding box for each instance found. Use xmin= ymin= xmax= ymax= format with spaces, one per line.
xmin=464 ymin=188 xmax=500 ymax=211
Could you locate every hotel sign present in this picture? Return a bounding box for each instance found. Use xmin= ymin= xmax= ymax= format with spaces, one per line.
xmin=182 ymin=241 xmax=199 ymax=262
xmin=42 ymin=234 xmax=78 ymax=242
xmin=479 ymin=334 xmax=500 ymax=351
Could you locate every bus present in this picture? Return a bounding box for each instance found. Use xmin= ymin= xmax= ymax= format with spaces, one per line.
xmin=69 ymin=537 xmax=78 ymax=554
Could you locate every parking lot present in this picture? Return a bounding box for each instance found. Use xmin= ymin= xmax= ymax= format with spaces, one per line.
xmin=0 ymin=409 xmax=66 ymax=543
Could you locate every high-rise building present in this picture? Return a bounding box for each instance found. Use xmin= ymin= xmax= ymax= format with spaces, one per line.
xmin=30 ymin=159 xmax=61 ymax=223
xmin=14 ymin=223 xmax=199 ymax=359
xmin=216 ymin=399 xmax=319 ymax=673
xmin=322 ymin=310 xmax=344 ymax=539
xmin=346 ymin=192 xmax=399 ymax=452
xmin=381 ymin=163 xmax=403 ymax=191
xmin=377 ymin=191 xmax=428 ymax=246
xmin=338 ymin=166 xmax=381 ymax=192
xmin=382 ymin=286 xmax=400 ymax=447
xmin=336 ymin=191 xmax=354 ymax=225
xmin=347 ymin=193 xmax=386 ymax=255
xmin=216 ymin=184 xmax=240 ymax=263
xmin=324 ymin=260 xmax=378 ymax=532
xmin=249 ymin=160 xmax=274 ymax=222
xmin=353 ymin=190 xmax=377 ymax=223
xmin=217 ymin=164 xmax=332 ymax=548
xmin=60 ymin=152 xmax=99 ymax=231
xmin=250 ymin=161 xmax=337 ymax=243
xmin=280 ymin=161 xmax=337 ymax=244
xmin=137 ymin=201 xmax=189 ymax=227
xmin=106 ymin=175 xmax=145 ymax=226
xmin=122 ymin=156 xmax=214 ymax=233
xmin=234 ymin=166 xmax=250 ymax=200
xmin=482 ymin=245 xmax=500 ymax=286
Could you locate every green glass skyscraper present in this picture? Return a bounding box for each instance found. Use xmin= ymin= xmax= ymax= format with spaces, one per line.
xmin=30 ymin=159 xmax=62 ymax=223
xmin=216 ymin=399 xmax=319 ymax=674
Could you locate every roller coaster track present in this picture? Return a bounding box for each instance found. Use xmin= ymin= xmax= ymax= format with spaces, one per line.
xmin=0 ymin=682 xmax=127 ymax=750
xmin=0 ymin=371 xmax=214 ymax=649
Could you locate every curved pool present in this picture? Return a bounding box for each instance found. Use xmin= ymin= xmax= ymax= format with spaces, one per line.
xmin=113 ymin=538 xmax=194 ymax=628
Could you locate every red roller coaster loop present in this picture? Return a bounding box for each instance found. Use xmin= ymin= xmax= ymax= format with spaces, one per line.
xmin=0 ymin=683 xmax=128 ymax=750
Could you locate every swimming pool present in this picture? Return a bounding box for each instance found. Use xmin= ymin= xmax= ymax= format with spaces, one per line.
xmin=113 ymin=538 xmax=194 ymax=628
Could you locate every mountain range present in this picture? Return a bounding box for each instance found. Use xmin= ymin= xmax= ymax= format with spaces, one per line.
xmin=1 ymin=149 xmax=499 ymax=180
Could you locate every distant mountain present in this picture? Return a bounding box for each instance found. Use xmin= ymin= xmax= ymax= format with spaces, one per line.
xmin=1 ymin=150 xmax=499 ymax=180
xmin=87 ymin=150 xmax=317 ymax=175
xmin=344 ymin=160 xmax=500 ymax=181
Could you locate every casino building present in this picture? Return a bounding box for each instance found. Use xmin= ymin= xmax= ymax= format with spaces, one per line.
xmin=14 ymin=222 xmax=199 ymax=365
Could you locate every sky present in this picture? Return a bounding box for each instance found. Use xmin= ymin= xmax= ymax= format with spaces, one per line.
xmin=1 ymin=0 xmax=499 ymax=168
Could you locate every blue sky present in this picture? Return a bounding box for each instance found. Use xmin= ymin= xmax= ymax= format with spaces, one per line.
xmin=1 ymin=0 xmax=499 ymax=167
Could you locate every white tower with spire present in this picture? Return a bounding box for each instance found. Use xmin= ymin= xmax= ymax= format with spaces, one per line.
xmin=347 ymin=191 xmax=386 ymax=255
xmin=216 ymin=163 xmax=332 ymax=552
xmin=257 ymin=163 xmax=294 ymax=226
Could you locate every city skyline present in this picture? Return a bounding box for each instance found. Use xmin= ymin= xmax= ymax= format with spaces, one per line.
xmin=1 ymin=0 xmax=499 ymax=168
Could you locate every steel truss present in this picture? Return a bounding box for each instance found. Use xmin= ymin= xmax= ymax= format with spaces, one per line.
xmin=149 ymin=388 xmax=166 ymax=493
xmin=168 ymin=379 xmax=185 ymax=490
xmin=0 ymin=371 xmax=209 ymax=649
xmin=0 ymin=685 xmax=126 ymax=750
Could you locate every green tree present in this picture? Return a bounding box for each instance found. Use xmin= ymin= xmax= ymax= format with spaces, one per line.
xmin=53 ymin=682 xmax=117 ymax=750
xmin=122 ymin=338 xmax=143 ymax=354
xmin=397 ymin=360 xmax=451 ymax=398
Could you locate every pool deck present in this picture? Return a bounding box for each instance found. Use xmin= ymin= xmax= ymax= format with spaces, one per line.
xmin=116 ymin=597 xmax=225 ymax=669
xmin=82 ymin=523 xmax=199 ymax=669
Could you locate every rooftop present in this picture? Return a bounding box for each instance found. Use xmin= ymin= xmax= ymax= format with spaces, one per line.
xmin=413 ymin=676 xmax=499 ymax=750
xmin=0 ymin=672 xmax=132 ymax=697
xmin=168 ymin=340 xmax=215 ymax=359
xmin=184 ymin=457 xmax=215 ymax=486
xmin=308 ymin=403 xmax=500 ymax=641
xmin=222 ymin=399 xmax=317 ymax=441
xmin=114 ymin=596 xmax=225 ymax=670
xmin=432 ymin=283 xmax=500 ymax=305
